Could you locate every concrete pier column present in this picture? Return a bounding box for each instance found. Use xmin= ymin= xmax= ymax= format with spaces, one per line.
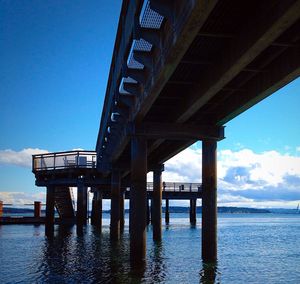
xmin=77 ymin=182 xmax=87 ymax=226
xmin=45 ymin=186 xmax=55 ymax=236
xmin=92 ymin=190 xmax=103 ymax=229
xmin=165 ymin=198 xmax=170 ymax=224
xmin=146 ymin=198 xmax=150 ymax=225
xmin=190 ymin=199 xmax=196 ymax=225
xmin=120 ymin=191 xmax=125 ymax=233
xmin=150 ymin=198 xmax=153 ymax=224
xmin=34 ymin=201 xmax=41 ymax=218
xmin=202 ymin=140 xmax=217 ymax=263
xmin=130 ymin=136 xmax=147 ymax=266
xmin=111 ymin=170 xmax=121 ymax=240
xmin=0 ymin=200 xmax=3 ymax=217
xmin=153 ymin=164 xmax=163 ymax=241
xmin=91 ymin=192 xmax=96 ymax=225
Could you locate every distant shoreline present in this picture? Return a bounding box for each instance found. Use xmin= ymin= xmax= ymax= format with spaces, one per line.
xmin=3 ymin=206 xmax=299 ymax=215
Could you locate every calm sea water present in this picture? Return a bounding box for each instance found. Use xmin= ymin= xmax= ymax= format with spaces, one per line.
xmin=0 ymin=213 xmax=299 ymax=283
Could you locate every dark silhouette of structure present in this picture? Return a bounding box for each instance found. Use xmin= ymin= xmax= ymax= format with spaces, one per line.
xmin=33 ymin=0 xmax=300 ymax=267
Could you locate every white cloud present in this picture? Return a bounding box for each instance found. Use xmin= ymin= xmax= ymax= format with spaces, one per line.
xmin=0 ymin=148 xmax=49 ymax=168
xmin=159 ymin=145 xmax=300 ymax=208
xmin=0 ymin=191 xmax=46 ymax=205
xmin=1 ymin=146 xmax=300 ymax=208
xmin=163 ymin=147 xmax=202 ymax=182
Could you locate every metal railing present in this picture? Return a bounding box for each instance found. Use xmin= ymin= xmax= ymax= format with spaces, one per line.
xmin=146 ymin=182 xmax=201 ymax=192
xmin=32 ymin=151 xmax=97 ymax=172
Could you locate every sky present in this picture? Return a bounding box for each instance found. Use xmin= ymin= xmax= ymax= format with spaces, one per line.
xmin=0 ymin=0 xmax=299 ymax=209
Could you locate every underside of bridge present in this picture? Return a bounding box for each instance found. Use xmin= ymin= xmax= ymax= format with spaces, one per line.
xmin=35 ymin=0 xmax=300 ymax=268
xmin=94 ymin=0 xmax=300 ymax=266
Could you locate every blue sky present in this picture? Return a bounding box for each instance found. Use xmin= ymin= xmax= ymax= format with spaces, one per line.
xmin=0 ymin=0 xmax=299 ymax=208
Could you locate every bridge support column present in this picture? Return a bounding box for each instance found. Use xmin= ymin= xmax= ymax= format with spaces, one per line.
xmin=130 ymin=136 xmax=147 ymax=266
xmin=146 ymin=198 xmax=150 ymax=225
xmin=120 ymin=191 xmax=125 ymax=233
xmin=0 ymin=200 xmax=3 ymax=217
xmin=45 ymin=186 xmax=55 ymax=236
xmin=190 ymin=199 xmax=196 ymax=225
xmin=34 ymin=201 xmax=41 ymax=218
xmin=165 ymin=198 xmax=170 ymax=224
xmin=111 ymin=170 xmax=121 ymax=240
xmin=77 ymin=183 xmax=87 ymax=226
xmin=202 ymin=140 xmax=217 ymax=263
xmin=153 ymin=164 xmax=163 ymax=241
xmin=91 ymin=190 xmax=102 ymax=229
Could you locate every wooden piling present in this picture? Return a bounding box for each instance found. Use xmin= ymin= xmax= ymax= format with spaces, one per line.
xmin=120 ymin=191 xmax=125 ymax=233
xmin=0 ymin=200 xmax=3 ymax=218
xmin=165 ymin=198 xmax=170 ymax=224
xmin=111 ymin=170 xmax=121 ymax=240
xmin=77 ymin=183 xmax=87 ymax=226
xmin=190 ymin=199 xmax=196 ymax=225
xmin=153 ymin=165 xmax=163 ymax=241
xmin=45 ymin=186 xmax=55 ymax=236
xmin=146 ymin=198 xmax=150 ymax=225
xmin=202 ymin=140 xmax=217 ymax=262
xmin=34 ymin=201 xmax=41 ymax=218
xmin=92 ymin=190 xmax=102 ymax=229
xmin=130 ymin=136 xmax=147 ymax=266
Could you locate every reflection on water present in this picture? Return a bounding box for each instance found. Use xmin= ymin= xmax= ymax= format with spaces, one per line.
xmin=1 ymin=214 xmax=300 ymax=283
xmin=41 ymin=225 xmax=167 ymax=283
xmin=200 ymin=262 xmax=220 ymax=284
xmin=37 ymin=224 xmax=218 ymax=283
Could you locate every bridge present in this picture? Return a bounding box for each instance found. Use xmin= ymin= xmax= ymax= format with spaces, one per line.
xmin=33 ymin=0 xmax=300 ymax=267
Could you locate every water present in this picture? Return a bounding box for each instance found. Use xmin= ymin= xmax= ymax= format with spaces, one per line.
xmin=0 ymin=213 xmax=299 ymax=283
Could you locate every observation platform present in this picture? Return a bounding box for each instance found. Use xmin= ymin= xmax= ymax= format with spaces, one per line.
xmin=32 ymin=151 xmax=202 ymax=199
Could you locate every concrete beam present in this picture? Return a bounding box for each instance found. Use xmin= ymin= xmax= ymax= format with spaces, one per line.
xmin=217 ymin=45 xmax=300 ymax=125
xmin=135 ymin=0 xmax=219 ymax=122
xmin=176 ymin=0 xmax=300 ymax=123
xmin=127 ymin=123 xmax=225 ymax=140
